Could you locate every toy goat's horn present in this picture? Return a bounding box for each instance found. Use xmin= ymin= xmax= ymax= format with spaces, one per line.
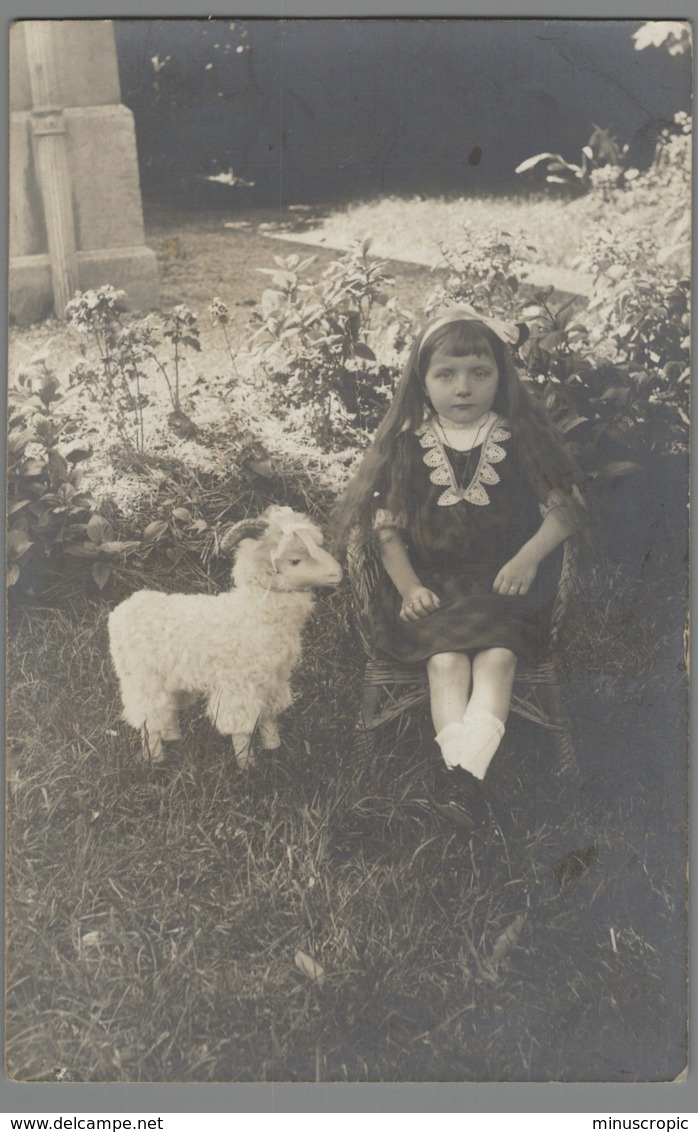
xmin=219 ymin=517 xmax=268 ymax=555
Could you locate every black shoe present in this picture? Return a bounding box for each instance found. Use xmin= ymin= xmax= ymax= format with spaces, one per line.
xmin=431 ymin=766 xmax=494 ymax=831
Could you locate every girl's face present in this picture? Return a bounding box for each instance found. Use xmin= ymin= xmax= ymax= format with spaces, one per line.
xmin=423 ymin=345 xmax=500 ymax=425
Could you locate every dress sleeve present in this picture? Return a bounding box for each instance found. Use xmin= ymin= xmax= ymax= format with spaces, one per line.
xmin=539 ymin=487 xmax=565 ymax=518
xmin=372 ymin=493 xmax=405 ymax=533
xmin=538 ymin=483 xmax=585 ymax=518
xmin=371 ymin=466 xmax=406 ymax=533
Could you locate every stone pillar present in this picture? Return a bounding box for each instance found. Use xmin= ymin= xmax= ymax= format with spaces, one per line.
xmin=10 ymin=20 xmax=159 ymax=325
xmin=23 ymin=22 xmax=79 ymax=318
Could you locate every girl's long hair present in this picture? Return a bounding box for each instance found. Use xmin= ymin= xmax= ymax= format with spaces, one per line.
xmin=333 ymin=317 xmax=587 ymax=552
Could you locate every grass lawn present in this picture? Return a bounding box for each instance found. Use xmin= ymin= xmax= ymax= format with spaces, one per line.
xmin=298 ymin=192 xmax=590 ymax=268
xmin=6 ymin=196 xmax=688 ymax=1083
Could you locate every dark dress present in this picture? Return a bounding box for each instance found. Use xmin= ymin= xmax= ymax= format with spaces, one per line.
xmin=370 ymin=418 xmax=562 ymax=666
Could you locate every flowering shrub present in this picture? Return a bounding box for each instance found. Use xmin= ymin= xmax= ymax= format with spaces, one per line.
xmin=66 ymin=287 xmax=201 ymax=450
xmin=518 ymin=290 xmax=686 ymax=457
xmin=424 ymin=114 xmax=690 ymax=460
xmin=577 ymin=223 xmax=689 ymax=366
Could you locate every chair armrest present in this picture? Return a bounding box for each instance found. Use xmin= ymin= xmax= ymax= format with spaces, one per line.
xmin=346 ymin=528 xmax=383 ymax=658
xmin=549 ymin=537 xmax=579 ymax=646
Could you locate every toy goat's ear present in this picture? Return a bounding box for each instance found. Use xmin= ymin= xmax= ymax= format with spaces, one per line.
xmin=219 ymin=519 xmax=268 ymax=555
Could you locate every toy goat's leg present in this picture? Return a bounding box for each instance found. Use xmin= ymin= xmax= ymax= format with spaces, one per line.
xmin=152 ymin=696 xmax=181 ymax=742
xmin=232 ymin=732 xmax=255 ymax=769
xmin=258 ymin=685 xmax=291 ymax=751
xmin=140 ymin=695 xmax=181 ymax=762
xmin=258 ymin=716 xmax=281 ymax=750
xmin=117 ymin=674 xmax=174 ymax=763
xmin=208 ymin=689 xmax=258 ymax=769
xmin=142 ymin=725 xmax=166 ymax=763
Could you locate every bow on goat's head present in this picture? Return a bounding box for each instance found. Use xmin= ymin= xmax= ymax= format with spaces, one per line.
xmin=220 ymin=506 xmax=343 ymax=591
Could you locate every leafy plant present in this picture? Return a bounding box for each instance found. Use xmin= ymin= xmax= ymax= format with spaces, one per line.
xmin=208 ymin=296 xmax=241 ymax=382
xmin=7 ymin=355 xmax=123 ymax=594
xmin=245 ymin=241 xmax=398 ymax=447
xmin=601 ymin=113 xmax=692 ymax=274
xmin=515 ymin=125 xmax=638 ymax=196
xmin=427 ymin=224 xmax=532 ymax=321
xmin=517 ymin=267 xmax=688 ymax=460
xmin=520 ymin=294 xmax=657 ymax=457
xmin=7 ymin=347 xmax=213 ymax=596
xmin=161 ymin=304 xmax=201 ymax=411
xmin=60 ymin=514 xmax=142 ymax=591
xmin=66 ymin=288 xmax=152 ymax=451
xmin=571 ymin=141 xmax=689 ymax=450
xmin=66 ymin=288 xmax=202 ymax=450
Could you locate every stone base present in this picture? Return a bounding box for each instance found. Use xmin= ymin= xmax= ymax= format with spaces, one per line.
xmin=77 ymin=246 xmax=160 ymax=311
xmin=10 ymin=245 xmax=160 ymax=325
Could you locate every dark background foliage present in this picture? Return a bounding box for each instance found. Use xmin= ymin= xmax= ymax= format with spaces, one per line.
xmin=114 ymin=18 xmax=691 ymax=206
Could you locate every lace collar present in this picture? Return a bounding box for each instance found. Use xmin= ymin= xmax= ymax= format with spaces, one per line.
xmin=416 ymin=416 xmax=511 ymax=507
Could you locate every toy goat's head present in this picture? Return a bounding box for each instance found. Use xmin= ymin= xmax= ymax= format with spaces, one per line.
xmin=220 ymin=506 xmax=343 ymax=591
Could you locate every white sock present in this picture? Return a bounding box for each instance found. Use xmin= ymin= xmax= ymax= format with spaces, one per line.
xmin=435 ymin=721 xmax=470 ymax=770
xmin=459 ymin=706 xmax=505 ymax=780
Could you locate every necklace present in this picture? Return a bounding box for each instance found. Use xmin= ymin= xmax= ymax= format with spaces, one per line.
xmin=432 ymin=414 xmax=493 ymax=500
xmin=435 ymin=411 xmax=494 ymax=451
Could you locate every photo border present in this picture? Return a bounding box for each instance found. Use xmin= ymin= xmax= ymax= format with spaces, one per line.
xmin=3 ymin=0 xmax=695 ymax=1114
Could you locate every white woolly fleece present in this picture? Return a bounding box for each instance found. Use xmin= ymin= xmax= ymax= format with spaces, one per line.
xmin=109 ymin=586 xmax=314 ymax=739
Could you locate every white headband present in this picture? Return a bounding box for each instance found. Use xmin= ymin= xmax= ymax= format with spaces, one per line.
xmin=418 ymin=305 xmax=520 ymax=361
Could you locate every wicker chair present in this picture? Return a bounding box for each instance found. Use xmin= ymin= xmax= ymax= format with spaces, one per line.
xmin=347 ymin=530 xmax=578 ymax=776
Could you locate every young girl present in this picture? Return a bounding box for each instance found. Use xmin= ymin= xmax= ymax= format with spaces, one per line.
xmin=335 ymin=309 xmax=585 ymax=829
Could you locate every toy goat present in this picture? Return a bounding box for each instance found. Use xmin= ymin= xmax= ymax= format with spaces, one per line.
xmin=108 ymin=505 xmax=343 ymax=766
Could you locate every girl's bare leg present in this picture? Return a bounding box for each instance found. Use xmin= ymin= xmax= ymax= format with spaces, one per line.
xmin=427 ymin=651 xmax=472 ymax=733
xmin=469 ymin=647 xmax=517 ymax=722
xmin=427 ymin=652 xmax=474 ymax=771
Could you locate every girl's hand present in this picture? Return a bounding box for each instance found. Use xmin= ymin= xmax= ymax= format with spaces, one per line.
xmin=399 ymin=586 xmax=441 ymax=621
xmin=494 ymin=549 xmax=540 ymax=596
